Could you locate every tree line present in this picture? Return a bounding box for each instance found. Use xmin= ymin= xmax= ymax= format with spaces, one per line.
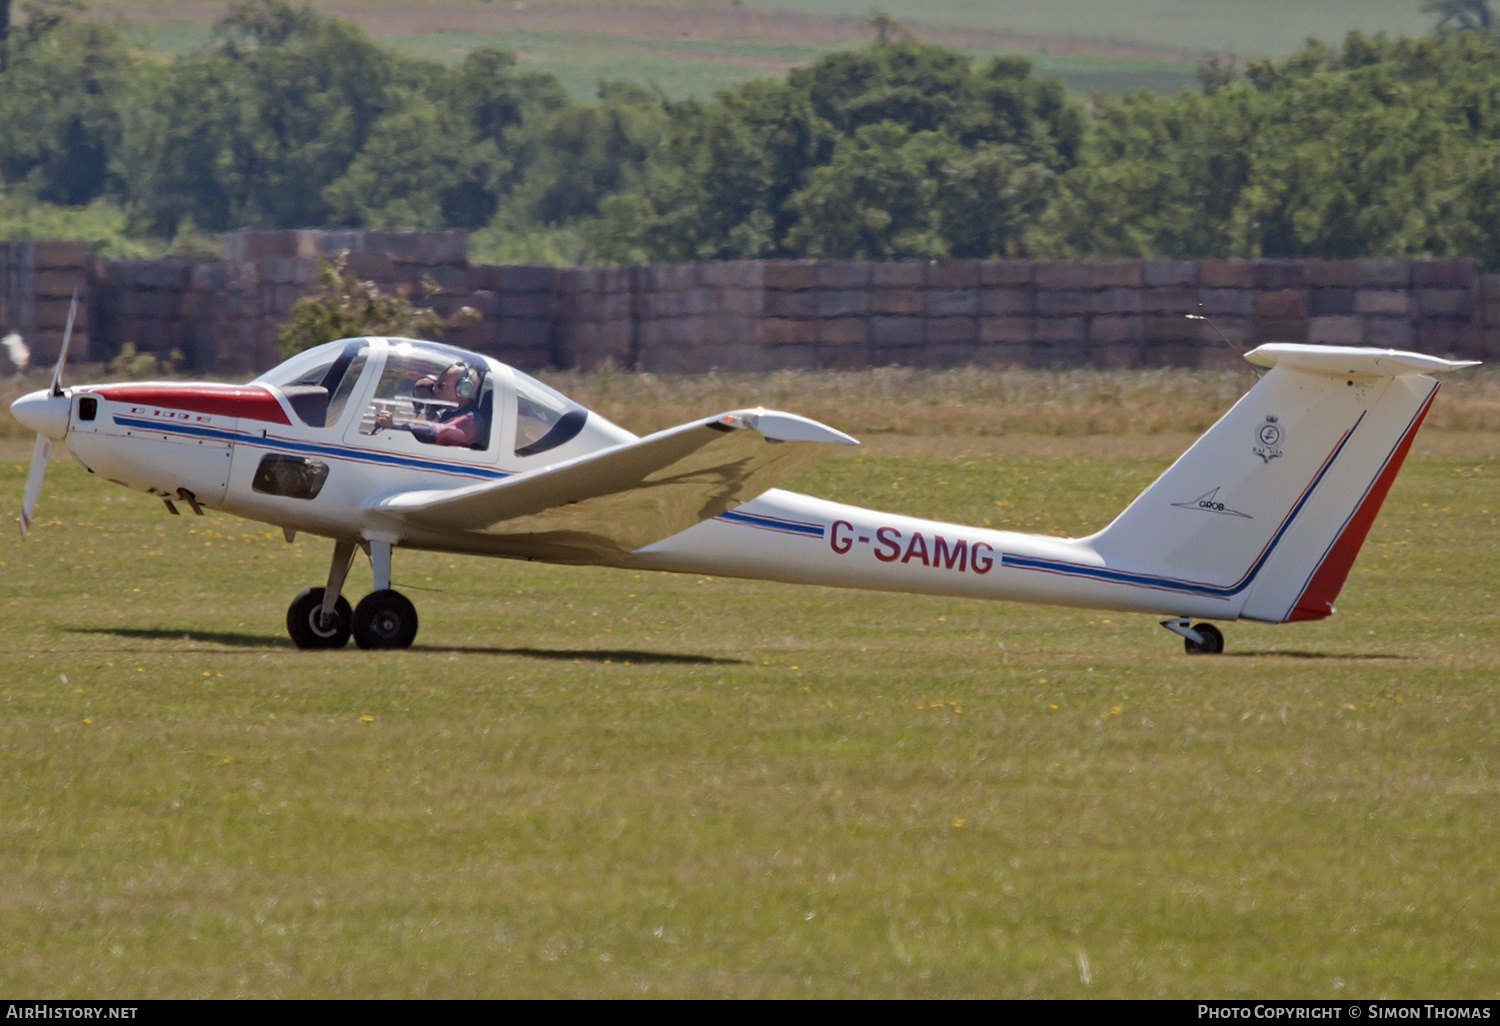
xmin=7 ymin=0 xmax=1500 ymax=266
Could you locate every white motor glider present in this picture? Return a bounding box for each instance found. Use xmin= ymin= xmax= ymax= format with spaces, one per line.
xmin=10 ymin=331 xmax=1477 ymax=652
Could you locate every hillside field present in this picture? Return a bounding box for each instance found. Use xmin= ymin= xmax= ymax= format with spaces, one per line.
xmin=88 ymin=0 xmax=1439 ymax=99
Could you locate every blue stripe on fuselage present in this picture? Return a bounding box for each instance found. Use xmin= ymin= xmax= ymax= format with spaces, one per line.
xmin=111 ymin=415 xmax=509 ymax=480
xmin=715 ymin=509 xmax=825 ymax=537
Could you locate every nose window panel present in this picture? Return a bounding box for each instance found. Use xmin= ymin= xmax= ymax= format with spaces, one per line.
xmin=257 ymin=340 xmax=368 ymax=428
xmin=324 ymin=349 xmax=368 ymax=426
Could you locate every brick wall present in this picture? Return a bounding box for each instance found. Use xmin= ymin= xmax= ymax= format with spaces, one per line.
xmin=555 ymin=261 xmax=766 ymax=373
xmin=737 ymin=257 xmax=1496 ymax=371
xmin=0 ymin=241 xmax=91 ymax=370
xmin=1 ymin=231 xmax=1494 ymax=376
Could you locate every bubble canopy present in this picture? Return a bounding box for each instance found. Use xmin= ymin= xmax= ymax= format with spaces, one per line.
xmin=253 ymin=337 xmax=591 ymax=456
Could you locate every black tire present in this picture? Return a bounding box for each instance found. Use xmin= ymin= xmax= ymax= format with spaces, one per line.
xmin=352 ymin=589 xmax=419 ymax=650
xmin=287 ymin=587 xmax=352 ymax=649
xmin=1185 ymin=622 xmax=1224 ymax=655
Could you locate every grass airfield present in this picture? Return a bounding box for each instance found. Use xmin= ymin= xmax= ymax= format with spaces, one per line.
xmin=2 ymin=371 xmax=1498 ymax=998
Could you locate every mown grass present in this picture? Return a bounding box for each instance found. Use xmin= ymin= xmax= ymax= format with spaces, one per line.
xmin=2 ymin=366 xmax=1497 ymax=997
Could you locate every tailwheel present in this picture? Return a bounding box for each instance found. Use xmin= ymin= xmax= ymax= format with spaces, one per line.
xmin=352 ymin=589 xmax=419 ymax=650
xmin=287 ymin=587 xmax=352 ymax=649
xmin=1184 ymin=622 xmax=1224 ymax=655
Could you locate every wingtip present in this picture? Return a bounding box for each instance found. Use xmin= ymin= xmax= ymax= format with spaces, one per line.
xmin=727 ymin=408 xmax=859 ymax=446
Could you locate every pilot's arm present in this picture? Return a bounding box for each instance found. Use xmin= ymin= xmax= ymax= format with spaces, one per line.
xmin=374 ymin=409 xmax=476 ymax=446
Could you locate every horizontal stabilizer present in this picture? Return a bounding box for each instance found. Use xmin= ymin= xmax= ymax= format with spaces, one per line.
xmin=367 ymin=409 xmax=856 ymax=562
xmin=1245 ymin=343 xmax=1480 ymax=377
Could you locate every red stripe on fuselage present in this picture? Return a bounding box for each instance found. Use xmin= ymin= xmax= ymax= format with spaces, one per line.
xmin=84 ymin=383 xmax=291 ymax=425
xmin=1285 ymin=386 xmax=1438 ymax=622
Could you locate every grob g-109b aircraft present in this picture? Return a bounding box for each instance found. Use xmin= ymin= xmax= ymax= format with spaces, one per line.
xmin=11 ymin=328 xmax=1476 ymax=653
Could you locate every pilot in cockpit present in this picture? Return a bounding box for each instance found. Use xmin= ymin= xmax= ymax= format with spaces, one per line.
xmin=373 ymin=361 xmax=485 ymax=447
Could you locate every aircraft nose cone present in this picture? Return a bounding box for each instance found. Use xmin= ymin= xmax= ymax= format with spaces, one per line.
xmin=10 ymin=389 xmax=70 ymax=441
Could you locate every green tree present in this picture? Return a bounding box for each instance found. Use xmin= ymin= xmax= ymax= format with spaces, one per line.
xmin=1227 ymin=31 xmax=1500 ymax=259
xmin=277 ymin=251 xmax=478 ymax=358
xmin=124 ymin=1 xmax=503 ymax=233
xmin=502 ymin=81 xmax=665 ymax=228
xmin=444 ymin=47 xmax=568 ymax=145
xmin=937 ymin=140 xmax=1055 ymax=258
xmin=117 ymin=3 xmax=583 ymax=237
xmin=121 ymin=53 xmax=245 ymax=235
xmin=0 ymin=3 xmax=132 ymax=205
xmin=783 ymin=123 xmax=1052 ymax=259
xmin=589 ymin=81 xmax=817 ymax=261
xmin=1035 ymin=84 xmax=1255 ymax=258
xmin=783 ymin=122 xmax=949 ymax=258
xmin=323 ymin=97 xmax=505 ymax=229
xmin=590 ymin=40 xmax=1081 ymax=262
xmin=209 ymin=1 xmax=417 ymax=226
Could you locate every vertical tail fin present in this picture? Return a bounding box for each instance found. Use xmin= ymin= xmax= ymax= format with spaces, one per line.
xmin=1087 ymin=345 xmax=1477 ymax=623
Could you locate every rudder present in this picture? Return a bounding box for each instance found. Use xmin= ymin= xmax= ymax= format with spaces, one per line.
xmin=1086 ymin=345 xmax=1475 ymax=623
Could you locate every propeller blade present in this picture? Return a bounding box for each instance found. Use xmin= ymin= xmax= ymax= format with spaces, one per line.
xmin=18 ymin=290 xmax=75 ymax=536
xmin=48 ymin=288 xmax=79 ymax=398
xmin=19 ymin=433 xmax=52 ymax=538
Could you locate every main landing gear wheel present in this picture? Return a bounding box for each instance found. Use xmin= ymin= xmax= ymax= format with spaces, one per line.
xmin=352 ymin=589 xmax=419 ymax=650
xmin=287 ymin=587 xmax=352 ymax=649
xmin=1184 ymin=622 xmax=1224 ymax=655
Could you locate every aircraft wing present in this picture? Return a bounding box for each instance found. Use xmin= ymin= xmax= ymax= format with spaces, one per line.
xmin=365 ymin=409 xmax=857 ymax=562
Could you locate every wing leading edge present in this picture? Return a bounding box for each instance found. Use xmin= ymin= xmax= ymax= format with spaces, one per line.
xmin=365 ymin=409 xmax=858 ymax=562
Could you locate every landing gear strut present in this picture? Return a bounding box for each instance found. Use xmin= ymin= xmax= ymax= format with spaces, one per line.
xmin=1161 ymin=618 xmax=1224 ymax=655
xmin=285 ymin=537 xmax=419 ymax=650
